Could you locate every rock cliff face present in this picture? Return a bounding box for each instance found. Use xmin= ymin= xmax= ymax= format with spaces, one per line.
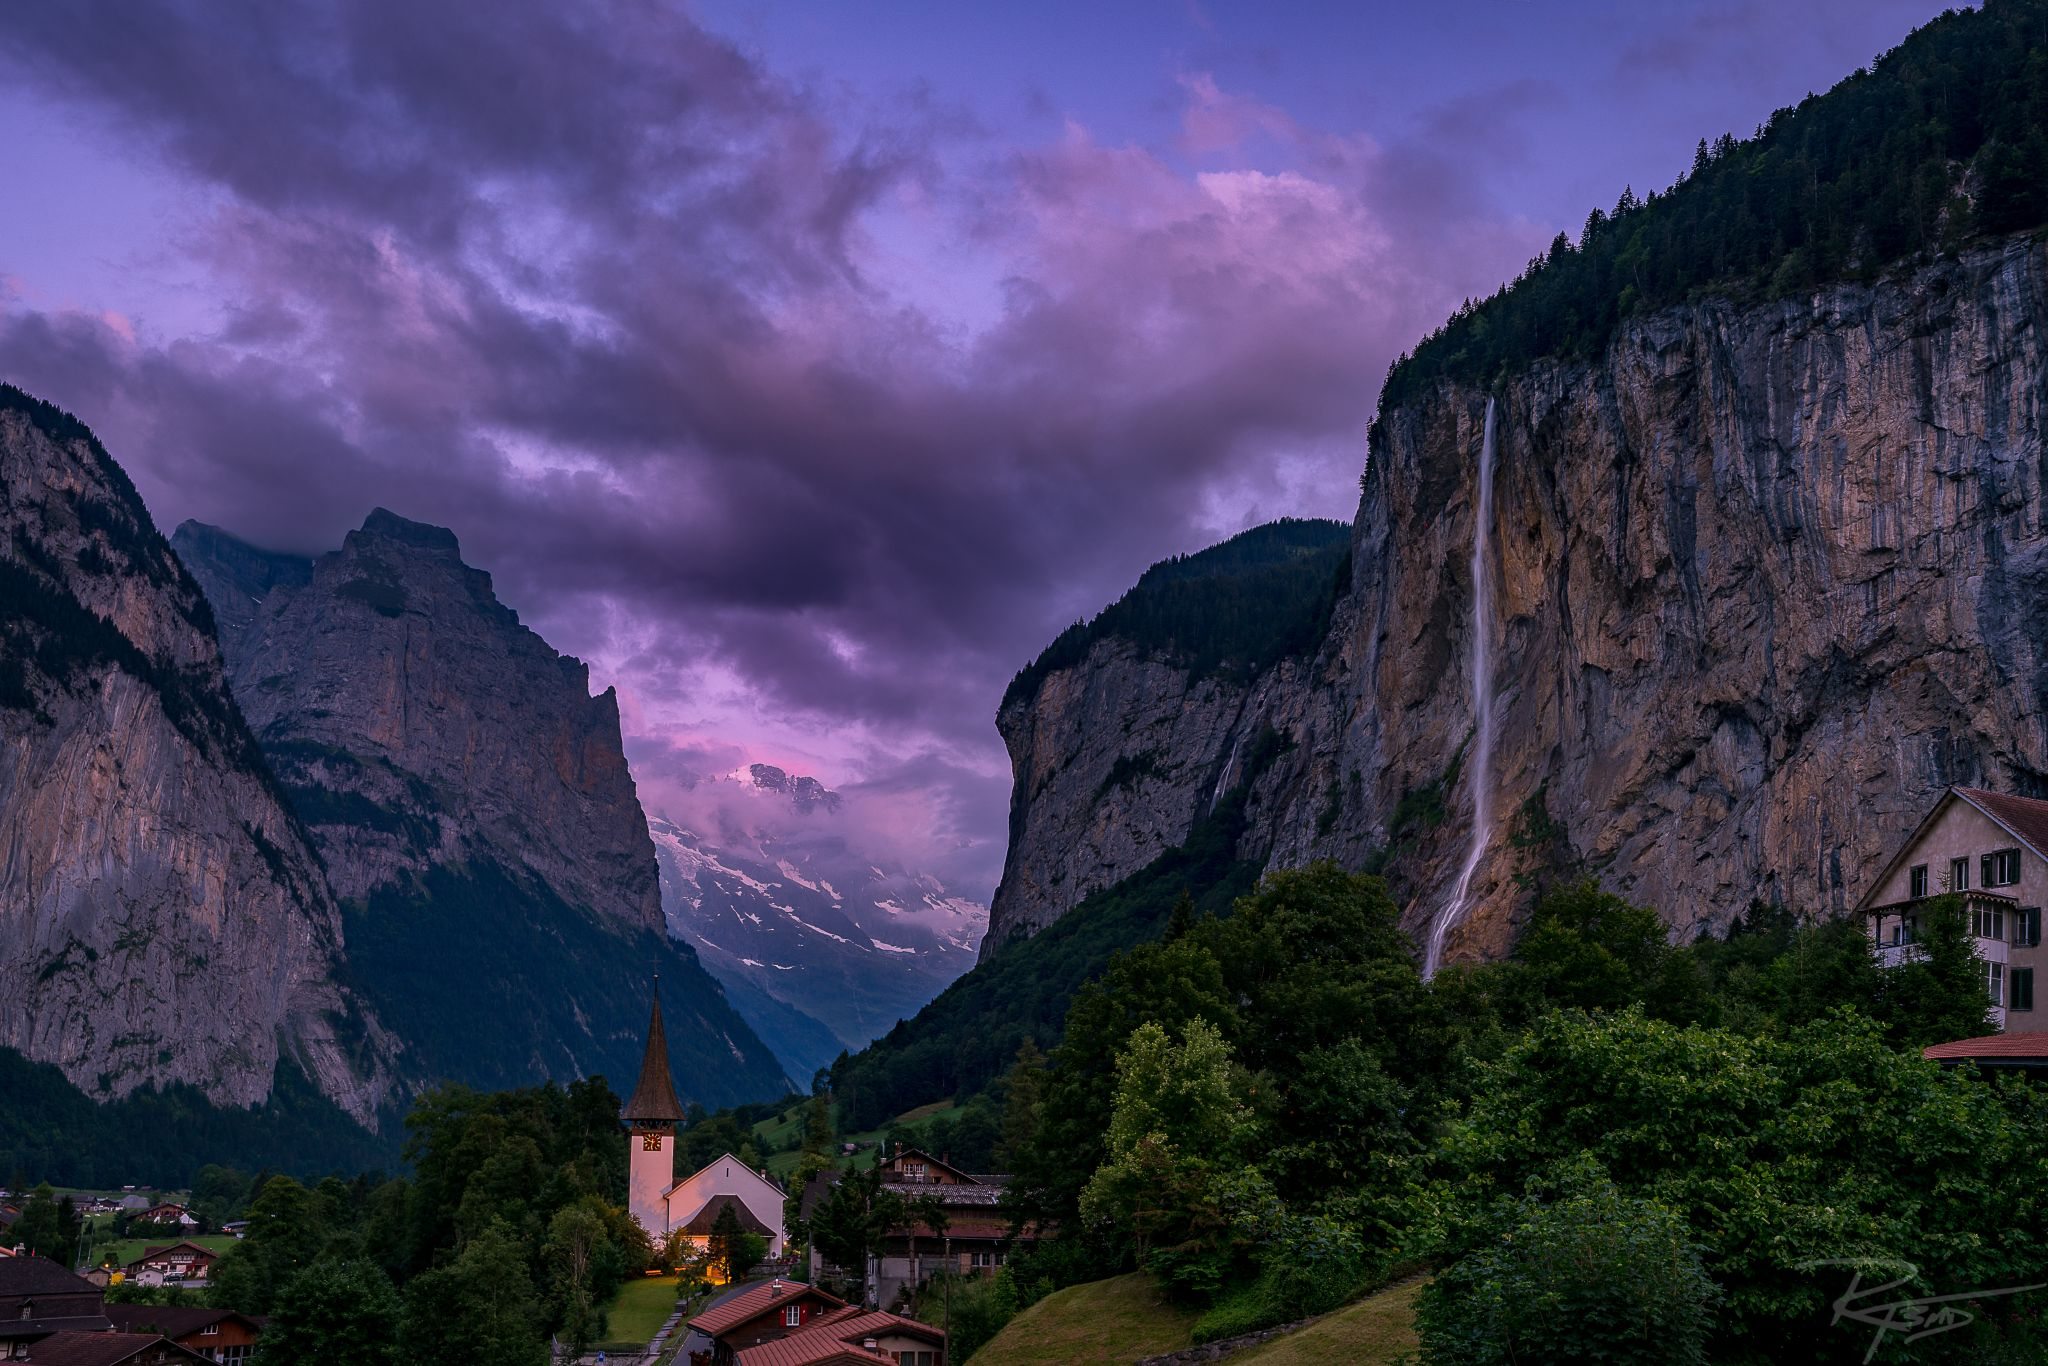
xmin=176 ymin=510 xmax=662 ymax=927
xmin=174 ymin=513 xmax=791 ymax=1105
xmin=992 ymin=237 xmax=2048 ymax=965
xmin=0 ymin=387 xmax=392 ymax=1121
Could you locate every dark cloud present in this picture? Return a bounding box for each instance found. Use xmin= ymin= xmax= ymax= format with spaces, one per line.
xmin=0 ymin=0 xmax=1548 ymax=894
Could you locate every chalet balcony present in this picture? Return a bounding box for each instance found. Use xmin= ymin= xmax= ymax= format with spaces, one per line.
xmin=1868 ymin=889 xmax=2021 ymax=969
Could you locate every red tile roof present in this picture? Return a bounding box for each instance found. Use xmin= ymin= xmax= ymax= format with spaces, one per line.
xmin=733 ymin=1339 xmax=894 ymax=1366
xmin=1957 ymin=788 xmax=2048 ymax=860
xmin=688 ymin=1280 xmax=844 ymax=1340
xmin=1924 ymin=1032 xmax=2048 ymax=1061
xmin=733 ymin=1310 xmax=943 ymax=1366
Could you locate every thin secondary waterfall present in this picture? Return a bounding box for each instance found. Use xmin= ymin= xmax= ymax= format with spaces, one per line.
xmin=1424 ymin=398 xmax=1497 ymax=981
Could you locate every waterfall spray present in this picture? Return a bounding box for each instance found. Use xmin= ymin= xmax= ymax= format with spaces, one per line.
xmin=1424 ymin=398 xmax=1497 ymax=981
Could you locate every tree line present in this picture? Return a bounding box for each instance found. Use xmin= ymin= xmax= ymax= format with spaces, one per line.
xmin=1378 ymin=0 xmax=2048 ymax=420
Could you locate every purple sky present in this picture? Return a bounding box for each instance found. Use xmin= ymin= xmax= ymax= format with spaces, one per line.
xmin=0 ymin=0 xmax=1952 ymax=899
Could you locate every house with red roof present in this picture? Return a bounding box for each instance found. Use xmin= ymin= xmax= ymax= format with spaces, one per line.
xmin=688 ymin=1279 xmax=850 ymax=1364
xmin=1858 ymin=786 xmax=2048 ymax=1029
xmin=686 ymin=1279 xmax=945 ymax=1366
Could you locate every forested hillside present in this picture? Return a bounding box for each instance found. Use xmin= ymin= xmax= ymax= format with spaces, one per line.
xmin=1382 ymin=0 xmax=2048 ymax=410
xmin=1004 ymin=519 xmax=1349 ymax=711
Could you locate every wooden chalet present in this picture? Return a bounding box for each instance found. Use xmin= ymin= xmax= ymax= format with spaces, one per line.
xmin=732 ymin=1308 xmax=944 ymax=1366
xmin=5 ymin=1332 xmax=211 ymax=1364
xmin=0 ymin=1257 xmax=210 ymax=1365
xmin=120 ymin=1245 xmax=217 ymax=1287
xmin=103 ymin=1307 xmax=263 ymax=1364
xmin=687 ymin=1279 xmax=848 ymax=1365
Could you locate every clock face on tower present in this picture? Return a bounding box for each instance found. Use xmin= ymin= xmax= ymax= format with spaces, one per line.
xmin=642 ymin=1132 xmax=664 ymax=1151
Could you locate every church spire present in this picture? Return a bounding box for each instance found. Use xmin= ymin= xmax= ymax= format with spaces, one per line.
xmin=623 ymin=977 xmax=686 ymax=1125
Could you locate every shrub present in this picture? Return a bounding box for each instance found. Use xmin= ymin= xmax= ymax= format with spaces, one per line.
xmin=1417 ymin=1172 xmax=1716 ymax=1366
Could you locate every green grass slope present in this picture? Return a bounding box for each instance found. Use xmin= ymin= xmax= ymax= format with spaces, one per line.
xmin=967 ymin=1273 xmax=1198 ymax=1366
xmin=1234 ymin=1279 xmax=1424 ymax=1365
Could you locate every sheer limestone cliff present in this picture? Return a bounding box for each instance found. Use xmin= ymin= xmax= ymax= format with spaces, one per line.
xmin=990 ymin=237 xmax=2048 ymax=965
xmin=174 ymin=512 xmax=791 ymax=1104
xmin=0 ymin=388 xmax=393 ymax=1122
xmin=176 ymin=510 xmax=662 ymax=929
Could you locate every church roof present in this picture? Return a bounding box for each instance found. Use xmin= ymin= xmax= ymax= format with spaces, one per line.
xmin=678 ymin=1193 xmax=774 ymax=1238
xmin=622 ymin=989 xmax=686 ymax=1123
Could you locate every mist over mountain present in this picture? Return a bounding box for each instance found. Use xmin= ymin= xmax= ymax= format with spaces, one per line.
xmin=651 ymin=763 xmax=986 ymax=1082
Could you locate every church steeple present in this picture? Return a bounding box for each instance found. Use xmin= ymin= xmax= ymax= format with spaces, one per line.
xmin=625 ymin=977 xmax=685 ymax=1238
xmin=624 ymin=980 xmax=686 ymax=1125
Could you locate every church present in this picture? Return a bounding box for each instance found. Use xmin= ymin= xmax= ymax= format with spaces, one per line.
xmin=623 ymin=987 xmax=788 ymax=1259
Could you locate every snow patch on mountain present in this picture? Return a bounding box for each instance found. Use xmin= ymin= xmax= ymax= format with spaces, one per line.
xmin=647 ymin=763 xmax=987 ymax=1084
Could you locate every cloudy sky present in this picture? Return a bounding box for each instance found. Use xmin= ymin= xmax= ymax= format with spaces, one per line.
xmin=0 ymin=0 xmax=1949 ymax=898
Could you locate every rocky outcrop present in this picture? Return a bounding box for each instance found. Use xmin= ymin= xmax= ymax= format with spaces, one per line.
xmin=174 ymin=510 xmax=662 ymax=929
xmin=987 ymin=643 xmax=1314 ymax=951
xmin=0 ymin=387 xmax=393 ymax=1122
xmin=994 ymin=236 xmax=2048 ymax=964
xmin=175 ymin=512 xmax=792 ymax=1105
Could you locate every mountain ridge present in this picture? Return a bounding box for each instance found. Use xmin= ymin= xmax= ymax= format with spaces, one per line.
xmin=173 ymin=511 xmax=793 ymax=1107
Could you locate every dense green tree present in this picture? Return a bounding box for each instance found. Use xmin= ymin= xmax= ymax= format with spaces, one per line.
xmin=1418 ymin=1167 xmax=1717 ymax=1366
xmin=209 ymin=1177 xmax=330 ymax=1314
xmin=705 ymin=1201 xmax=765 ymax=1285
xmin=398 ymin=1220 xmax=546 ymax=1366
xmin=806 ymin=1156 xmax=906 ymax=1306
xmin=1379 ymin=0 xmax=2048 ymax=416
xmin=801 ymin=1092 xmax=834 ymax=1157
xmin=1080 ymin=1018 xmax=1260 ymax=1298
xmin=253 ymin=1258 xmax=404 ymax=1366
xmin=1432 ymin=1009 xmax=2048 ymax=1363
xmin=993 ymin=1041 xmax=1046 ymax=1172
xmin=543 ymin=1200 xmax=612 ymax=1352
xmin=9 ymin=1184 xmax=75 ymax=1266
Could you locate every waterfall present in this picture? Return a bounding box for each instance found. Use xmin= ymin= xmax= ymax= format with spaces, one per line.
xmin=1424 ymin=398 xmax=1497 ymax=981
xmin=1208 ymin=730 xmax=1247 ymax=813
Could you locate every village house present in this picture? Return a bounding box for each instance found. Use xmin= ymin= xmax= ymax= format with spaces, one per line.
xmin=873 ymin=1149 xmax=1027 ymax=1308
xmin=103 ymin=1307 xmax=263 ymax=1365
xmin=120 ymin=1245 xmax=217 ymax=1288
xmin=688 ymin=1280 xmax=945 ymax=1366
xmin=131 ymin=1208 xmax=195 ymax=1235
xmin=689 ymin=1279 xmax=847 ymax=1364
xmin=1857 ymin=786 xmax=2048 ymax=1029
xmin=0 ymin=1257 xmax=211 ymax=1364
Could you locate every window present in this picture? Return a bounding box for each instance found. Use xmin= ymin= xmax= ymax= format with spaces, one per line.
xmin=1910 ymin=864 xmax=1929 ymax=898
xmin=2018 ymin=908 xmax=2042 ymax=947
xmin=1973 ymin=904 xmax=2006 ymax=941
xmin=1986 ymin=959 xmax=2006 ymax=1007
xmin=1986 ymin=848 xmax=2023 ymax=888
xmin=1891 ymin=916 xmax=1918 ymax=946
xmin=903 ymin=1162 xmax=926 ymax=1183
xmin=1952 ymin=857 xmax=1971 ymax=892
xmin=784 ymin=1305 xmax=803 ymax=1327
xmin=2013 ymin=967 xmax=2036 ymax=1012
